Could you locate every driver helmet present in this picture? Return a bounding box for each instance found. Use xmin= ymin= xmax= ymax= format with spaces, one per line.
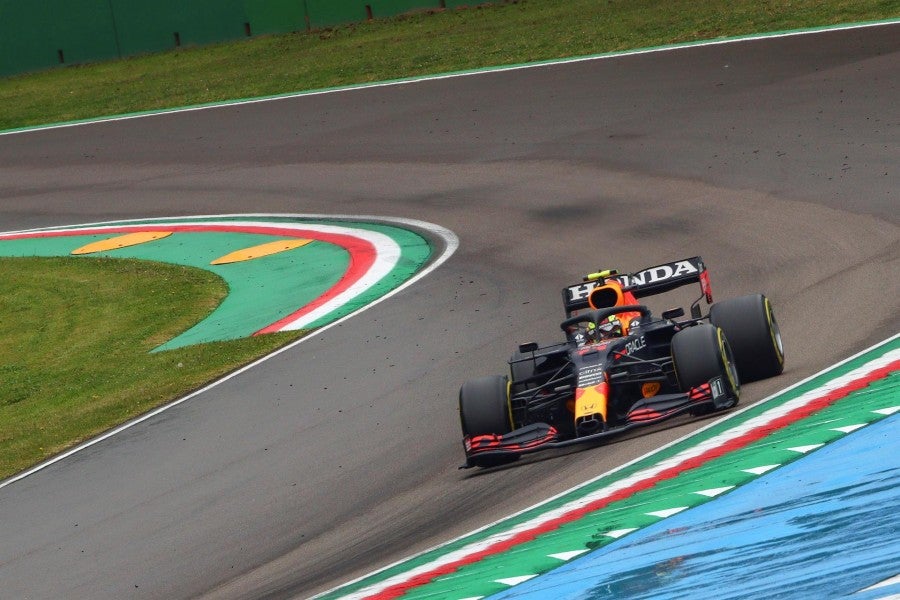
xmin=575 ymin=321 xmax=596 ymax=346
xmin=597 ymin=316 xmax=623 ymax=339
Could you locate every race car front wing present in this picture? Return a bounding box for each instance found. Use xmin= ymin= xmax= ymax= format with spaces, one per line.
xmin=461 ymin=377 xmax=733 ymax=468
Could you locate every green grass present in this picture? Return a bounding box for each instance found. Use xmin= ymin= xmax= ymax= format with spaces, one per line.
xmin=0 ymin=257 xmax=302 ymax=479
xmin=1 ymin=0 xmax=898 ymax=130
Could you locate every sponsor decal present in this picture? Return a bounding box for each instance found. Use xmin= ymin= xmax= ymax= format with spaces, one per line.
xmin=700 ymin=268 xmax=713 ymax=303
xmin=710 ymin=376 xmax=725 ymax=399
xmin=578 ymin=365 xmax=605 ymax=387
xmin=625 ymin=335 xmax=647 ymax=355
xmin=566 ymin=257 xmax=705 ymax=304
xmin=641 ymin=382 xmax=661 ymax=398
xmin=615 ymin=259 xmax=700 ymax=288
xmin=567 ymin=282 xmax=595 ymax=302
xmin=578 ymin=342 xmax=609 ymax=355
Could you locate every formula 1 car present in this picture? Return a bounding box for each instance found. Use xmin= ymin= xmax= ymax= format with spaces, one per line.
xmin=459 ymin=257 xmax=784 ymax=468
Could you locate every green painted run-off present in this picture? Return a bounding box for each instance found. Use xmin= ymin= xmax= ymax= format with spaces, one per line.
xmin=0 ymin=216 xmax=435 ymax=351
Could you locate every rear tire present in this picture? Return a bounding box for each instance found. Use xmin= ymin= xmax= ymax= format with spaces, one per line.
xmin=710 ymin=294 xmax=784 ymax=382
xmin=671 ymin=324 xmax=740 ymax=415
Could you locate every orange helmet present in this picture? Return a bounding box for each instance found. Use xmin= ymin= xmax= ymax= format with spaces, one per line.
xmin=588 ymin=279 xmax=641 ymax=335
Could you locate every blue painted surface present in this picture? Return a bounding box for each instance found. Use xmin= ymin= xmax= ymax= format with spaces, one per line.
xmin=488 ymin=414 xmax=900 ymax=600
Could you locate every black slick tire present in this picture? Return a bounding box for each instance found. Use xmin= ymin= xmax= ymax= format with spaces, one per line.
xmin=459 ymin=375 xmax=518 ymax=467
xmin=459 ymin=375 xmax=513 ymax=437
xmin=710 ymin=293 xmax=785 ymax=382
xmin=671 ymin=324 xmax=740 ymax=415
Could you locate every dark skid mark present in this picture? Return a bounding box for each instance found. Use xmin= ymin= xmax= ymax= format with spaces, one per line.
xmin=528 ymin=203 xmax=606 ymax=223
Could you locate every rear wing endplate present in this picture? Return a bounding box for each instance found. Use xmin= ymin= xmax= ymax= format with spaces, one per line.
xmin=562 ymin=256 xmax=712 ymax=315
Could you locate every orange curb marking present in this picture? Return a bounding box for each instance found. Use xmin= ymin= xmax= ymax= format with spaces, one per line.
xmin=71 ymin=231 xmax=173 ymax=255
xmin=210 ymin=238 xmax=312 ymax=265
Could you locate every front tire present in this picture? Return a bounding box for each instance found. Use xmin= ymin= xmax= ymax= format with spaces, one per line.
xmin=710 ymin=294 xmax=784 ymax=382
xmin=459 ymin=375 xmax=513 ymax=437
xmin=459 ymin=375 xmax=517 ymax=467
xmin=671 ymin=324 xmax=740 ymax=415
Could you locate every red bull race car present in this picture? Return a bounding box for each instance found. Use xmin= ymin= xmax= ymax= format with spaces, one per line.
xmin=459 ymin=257 xmax=785 ymax=468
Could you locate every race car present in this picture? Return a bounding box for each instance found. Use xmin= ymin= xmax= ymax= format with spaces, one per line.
xmin=459 ymin=256 xmax=784 ymax=468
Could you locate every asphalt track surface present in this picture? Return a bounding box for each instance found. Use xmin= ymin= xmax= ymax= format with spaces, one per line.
xmin=0 ymin=23 xmax=898 ymax=600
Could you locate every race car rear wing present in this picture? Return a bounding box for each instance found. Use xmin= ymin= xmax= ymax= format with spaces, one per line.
xmin=562 ymin=256 xmax=713 ymax=316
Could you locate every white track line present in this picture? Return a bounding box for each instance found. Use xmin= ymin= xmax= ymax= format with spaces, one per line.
xmin=1 ymin=20 xmax=897 ymax=137
xmin=859 ymin=573 xmax=900 ymax=592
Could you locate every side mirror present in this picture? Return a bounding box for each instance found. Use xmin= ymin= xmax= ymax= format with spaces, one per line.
xmin=518 ymin=342 xmax=539 ymax=353
xmin=662 ymin=307 xmax=685 ymax=320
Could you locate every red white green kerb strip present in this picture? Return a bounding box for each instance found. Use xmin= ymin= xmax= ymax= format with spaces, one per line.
xmin=328 ymin=343 xmax=899 ymax=600
xmin=0 ymin=219 xmax=401 ymax=333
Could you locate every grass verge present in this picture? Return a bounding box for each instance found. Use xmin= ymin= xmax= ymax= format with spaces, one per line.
xmin=0 ymin=257 xmax=302 ymax=480
xmin=1 ymin=0 xmax=898 ymax=130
